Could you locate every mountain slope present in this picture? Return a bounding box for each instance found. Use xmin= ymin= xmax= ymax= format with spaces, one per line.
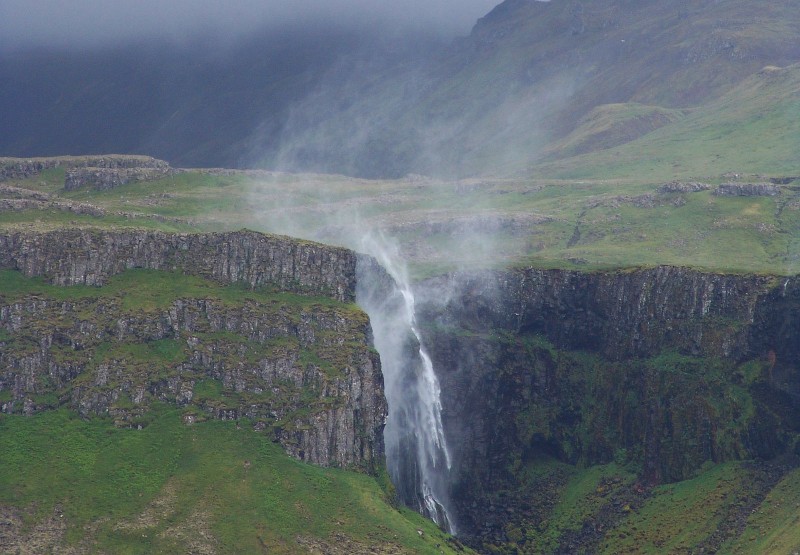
xmin=1 ymin=0 xmax=798 ymax=178
xmin=0 ymin=28 xmax=416 ymax=169
xmin=267 ymin=0 xmax=800 ymax=177
xmin=531 ymin=62 xmax=800 ymax=179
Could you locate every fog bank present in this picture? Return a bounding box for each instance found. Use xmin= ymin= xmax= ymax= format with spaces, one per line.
xmin=0 ymin=0 xmax=499 ymax=49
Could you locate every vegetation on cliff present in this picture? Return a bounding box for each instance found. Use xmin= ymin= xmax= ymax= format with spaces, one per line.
xmin=0 ymin=143 xmax=798 ymax=551
xmin=0 ymin=254 xmax=383 ymax=469
xmin=418 ymin=327 xmax=799 ymax=553
xmin=416 ymin=266 xmax=799 ymax=552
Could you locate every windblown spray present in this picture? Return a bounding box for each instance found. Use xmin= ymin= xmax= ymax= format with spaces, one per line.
xmin=356 ymin=232 xmax=456 ymax=533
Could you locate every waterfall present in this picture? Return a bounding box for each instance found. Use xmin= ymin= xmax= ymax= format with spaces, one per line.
xmin=356 ymin=232 xmax=457 ymax=534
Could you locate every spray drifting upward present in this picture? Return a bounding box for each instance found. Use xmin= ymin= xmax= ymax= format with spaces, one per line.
xmin=356 ymin=232 xmax=456 ymax=533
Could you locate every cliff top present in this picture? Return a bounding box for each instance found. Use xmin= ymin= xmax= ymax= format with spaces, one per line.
xmin=0 ymin=154 xmax=167 ymax=166
xmin=1 ymin=160 xmax=798 ymax=278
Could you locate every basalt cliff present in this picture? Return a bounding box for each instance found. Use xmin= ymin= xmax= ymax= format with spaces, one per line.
xmin=0 ymin=229 xmax=385 ymax=472
xmin=418 ymin=266 xmax=800 ymax=550
xmin=2 ymin=227 xmax=800 ymax=552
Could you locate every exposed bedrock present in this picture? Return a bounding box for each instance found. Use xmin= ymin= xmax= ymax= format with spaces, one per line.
xmin=0 ymin=155 xmax=171 ymax=184
xmin=0 ymin=230 xmax=384 ymax=472
xmin=63 ymin=165 xmax=173 ymax=191
xmin=0 ymin=228 xmax=357 ymax=302
xmin=416 ymin=266 xmax=800 ymax=544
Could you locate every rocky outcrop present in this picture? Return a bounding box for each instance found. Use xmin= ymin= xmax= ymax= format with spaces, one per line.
xmin=714 ymin=182 xmax=782 ymax=197
xmin=0 ymin=184 xmax=51 ymax=201
xmin=416 ymin=266 xmax=800 ymax=546
xmin=0 ymin=158 xmax=63 ymax=181
xmin=64 ymin=161 xmax=172 ymax=191
xmin=422 ymin=266 xmax=780 ymax=360
xmin=0 ymin=198 xmax=105 ymax=217
xmin=0 ymin=229 xmax=357 ymax=302
xmin=0 ymin=155 xmax=170 ymax=183
xmin=657 ymin=181 xmax=712 ymax=193
xmin=769 ymin=176 xmax=799 ymax=185
xmin=0 ymin=185 xmax=106 ymax=217
xmin=0 ymin=229 xmax=386 ymax=471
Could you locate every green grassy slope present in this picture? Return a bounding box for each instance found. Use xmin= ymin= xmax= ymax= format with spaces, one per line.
xmin=456 ymin=455 xmax=799 ymax=555
xmin=723 ymin=467 xmax=800 ymax=555
xmin=0 ymin=266 xmax=350 ymax=312
xmin=0 ymin=407 xmax=464 ymax=554
xmin=532 ymin=63 xmax=800 ymax=180
xmin=3 ymin=403 xmax=792 ymax=554
xmin=540 ymin=103 xmax=688 ymax=160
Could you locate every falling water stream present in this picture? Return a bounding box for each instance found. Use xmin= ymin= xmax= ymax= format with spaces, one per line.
xmin=356 ymin=233 xmax=456 ymax=533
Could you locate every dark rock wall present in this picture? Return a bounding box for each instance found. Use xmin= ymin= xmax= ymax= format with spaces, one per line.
xmin=423 ymin=266 xmax=776 ymax=360
xmin=417 ymin=267 xmax=800 ymax=544
xmin=0 ymin=229 xmax=357 ymax=303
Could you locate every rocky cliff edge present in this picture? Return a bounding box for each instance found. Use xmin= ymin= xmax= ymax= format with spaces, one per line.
xmin=0 ymin=229 xmax=386 ymax=472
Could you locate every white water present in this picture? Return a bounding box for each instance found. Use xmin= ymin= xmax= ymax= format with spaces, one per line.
xmin=356 ymin=232 xmax=456 ymax=533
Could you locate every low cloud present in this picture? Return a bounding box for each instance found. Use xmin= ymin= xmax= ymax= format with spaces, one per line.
xmin=0 ymin=0 xmax=500 ymax=49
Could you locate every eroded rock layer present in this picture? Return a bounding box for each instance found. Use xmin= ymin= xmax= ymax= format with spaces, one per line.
xmin=0 ymin=230 xmax=385 ymax=472
xmin=0 ymin=229 xmax=357 ymax=302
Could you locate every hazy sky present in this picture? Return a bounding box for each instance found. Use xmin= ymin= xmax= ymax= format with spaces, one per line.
xmin=0 ymin=0 xmax=502 ymax=49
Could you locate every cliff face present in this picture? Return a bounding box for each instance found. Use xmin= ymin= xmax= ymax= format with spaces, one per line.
xmin=0 ymin=230 xmax=385 ymax=472
xmin=423 ymin=266 xmax=790 ymax=360
xmin=417 ymin=267 xmax=800 ymax=545
xmin=0 ymin=229 xmax=357 ymax=303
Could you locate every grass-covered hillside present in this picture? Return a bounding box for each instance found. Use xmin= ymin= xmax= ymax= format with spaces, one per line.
xmin=1 ymin=161 xmax=798 ymax=551
xmin=471 ymin=457 xmax=800 ymax=555
xmin=0 ymin=22 xmax=797 ymax=550
xmin=532 ymin=63 xmax=800 ymax=180
xmin=0 ymin=407 xmax=462 ymax=554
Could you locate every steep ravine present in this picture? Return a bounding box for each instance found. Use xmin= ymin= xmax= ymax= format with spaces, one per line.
xmin=417 ymin=266 xmax=800 ymax=551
